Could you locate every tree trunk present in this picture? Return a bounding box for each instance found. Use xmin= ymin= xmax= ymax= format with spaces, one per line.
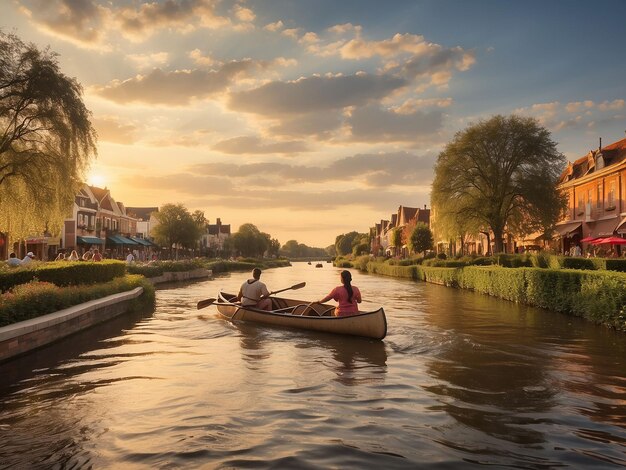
xmin=493 ymin=227 xmax=505 ymax=253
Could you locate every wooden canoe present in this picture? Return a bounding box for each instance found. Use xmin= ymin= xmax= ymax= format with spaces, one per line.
xmin=215 ymin=292 xmax=387 ymax=340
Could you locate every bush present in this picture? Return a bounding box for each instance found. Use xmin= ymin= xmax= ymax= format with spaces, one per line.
xmin=436 ymin=252 xmax=447 ymax=260
xmin=0 ymin=274 xmax=154 ymax=327
xmin=0 ymin=260 xmax=126 ymax=292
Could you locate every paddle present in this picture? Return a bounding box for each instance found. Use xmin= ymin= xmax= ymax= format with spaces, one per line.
xmin=267 ymin=281 xmax=306 ymax=297
xmin=196 ymin=282 xmax=305 ymax=310
xmin=196 ymin=298 xmax=216 ymax=310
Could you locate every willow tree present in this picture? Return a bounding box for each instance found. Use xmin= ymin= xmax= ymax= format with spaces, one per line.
xmin=431 ymin=115 xmax=566 ymax=253
xmin=0 ymin=31 xmax=97 ymax=243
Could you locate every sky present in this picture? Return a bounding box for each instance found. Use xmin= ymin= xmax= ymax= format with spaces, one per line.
xmin=2 ymin=0 xmax=626 ymax=247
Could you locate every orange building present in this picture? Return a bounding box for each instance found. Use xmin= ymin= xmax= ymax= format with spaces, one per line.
xmin=556 ymin=137 xmax=626 ymax=254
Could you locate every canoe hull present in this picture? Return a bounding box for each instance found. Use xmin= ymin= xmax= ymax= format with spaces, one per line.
xmin=216 ymin=292 xmax=387 ymax=340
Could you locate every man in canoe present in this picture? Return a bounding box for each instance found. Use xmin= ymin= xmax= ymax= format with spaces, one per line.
xmin=236 ymin=268 xmax=273 ymax=310
xmin=317 ymin=270 xmax=362 ymax=316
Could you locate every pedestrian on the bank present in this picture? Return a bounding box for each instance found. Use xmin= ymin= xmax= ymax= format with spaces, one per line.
xmin=317 ymin=270 xmax=362 ymax=317
xmin=6 ymin=252 xmax=21 ymax=267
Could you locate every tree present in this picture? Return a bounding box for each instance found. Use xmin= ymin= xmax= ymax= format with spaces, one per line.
xmin=335 ymin=231 xmax=365 ymax=256
xmin=152 ymin=203 xmax=202 ymax=259
xmin=231 ymin=223 xmax=268 ymax=258
xmin=431 ymin=115 xmax=566 ymax=253
xmin=408 ymin=222 xmax=433 ymax=256
xmin=0 ymin=31 xmax=97 ymax=241
xmin=391 ymin=227 xmax=403 ymax=256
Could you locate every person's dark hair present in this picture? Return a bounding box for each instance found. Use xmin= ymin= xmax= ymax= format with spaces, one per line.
xmin=341 ymin=270 xmax=353 ymax=302
xmin=9 ymin=252 xmax=16 ymax=258
xmin=253 ymin=268 xmax=262 ymax=279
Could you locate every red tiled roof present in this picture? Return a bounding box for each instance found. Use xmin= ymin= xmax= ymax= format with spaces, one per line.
xmin=559 ymin=137 xmax=626 ymax=184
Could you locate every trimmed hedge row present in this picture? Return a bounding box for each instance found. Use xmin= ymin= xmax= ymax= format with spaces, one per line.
xmin=0 ymin=260 xmax=127 ymax=292
xmin=363 ymin=261 xmax=626 ymax=331
xmin=0 ymin=274 xmax=155 ymax=327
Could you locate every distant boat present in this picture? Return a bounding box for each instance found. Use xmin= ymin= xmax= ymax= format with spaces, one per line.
xmin=315 ymin=263 xmax=323 ymax=268
xmin=307 ymin=261 xmax=312 ymax=265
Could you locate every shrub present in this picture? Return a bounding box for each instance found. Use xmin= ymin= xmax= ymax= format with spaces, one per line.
xmin=436 ymin=252 xmax=447 ymax=260
xmin=0 ymin=274 xmax=154 ymax=327
xmin=0 ymin=260 xmax=126 ymax=292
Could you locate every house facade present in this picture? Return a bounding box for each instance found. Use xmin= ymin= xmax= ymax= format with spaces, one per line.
xmin=201 ymin=218 xmax=231 ymax=257
xmin=556 ymin=137 xmax=626 ymax=254
xmin=62 ymin=185 xmax=144 ymax=259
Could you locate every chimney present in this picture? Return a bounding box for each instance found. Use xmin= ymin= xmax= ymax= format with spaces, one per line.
xmin=424 ymin=204 xmax=427 ymax=210
xmin=217 ymin=218 xmax=221 ymax=226
xmin=599 ymin=137 xmax=602 ymax=151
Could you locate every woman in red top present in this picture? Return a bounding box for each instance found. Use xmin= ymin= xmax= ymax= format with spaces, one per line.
xmin=318 ymin=270 xmax=362 ymax=316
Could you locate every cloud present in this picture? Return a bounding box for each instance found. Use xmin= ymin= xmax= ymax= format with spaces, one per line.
xmin=92 ymin=116 xmax=138 ymax=144
xmin=126 ymin=51 xmax=170 ymax=69
xmin=18 ymin=0 xmax=110 ymax=49
xmin=228 ymin=73 xmax=407 ymax=116
xmin=268 ymin=111 xmax=344 ymax=139
xmin=515 ymin=100 xmax=625 ymax=133
xmin=263 ymin=20 xmax=284 ymax=32
xmin=347 ymin=104 xmax=444 ymax=142
xmin=190 ymin=151 xmax=435 ymax=187
xmin=18 ymin=0 xmax=247 ymax=46
xmin=115 ymin=0 xmax=230 ymax=41
xmin=212 ymin=136 xmax=310 ymax=154
xmin=126 ymin=169 xmax=426 ymax=212
xmin=93 ymin=60 xmax=260 ymax=105
xmin=232 ymin=5 xmax=255 ymax=22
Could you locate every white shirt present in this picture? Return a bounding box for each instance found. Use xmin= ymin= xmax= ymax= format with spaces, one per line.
xmin=21 ymin=255 xmax=34 ymax=265
xmin=240 ymin=279 xmax=270 ymax=306
xmin=126 ymin=253 xmax=135 ymax=264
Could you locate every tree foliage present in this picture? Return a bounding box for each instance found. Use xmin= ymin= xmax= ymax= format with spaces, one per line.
xmin=0 ymin=31 xmax=97 ymax=241
xmin=431 ymin=115 xmax=566 ymax=253
xmin=152 ymin=203 xmax=202 ymax=258
xmin=280 ymin=239 xmax=327 ymax=258
xmin=335 ymin=231 xmax=366 ymax=256
xmin=231 ymin=223 xmax=269 ymax=258
xmin=408 ymin=222 xmax=433 ymax=255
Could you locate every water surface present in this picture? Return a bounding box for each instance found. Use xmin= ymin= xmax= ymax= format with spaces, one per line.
xmin=0 ymin=262 xmax=624 ymax=468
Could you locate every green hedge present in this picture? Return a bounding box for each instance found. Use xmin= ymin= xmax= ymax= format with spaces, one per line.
xmin=0 ymin=260 xmax=126 ymax=292
xmin=362 ymin=261 xmax=626 ymax=331
xmin=0 ymin=274 xmax=155 ymax=327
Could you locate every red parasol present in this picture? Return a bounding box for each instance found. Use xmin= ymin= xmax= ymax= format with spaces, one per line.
xmin=593 ymin=236 xmax=626 ymax=245
xmin=580 ymin=236 xmax=598 ymax=243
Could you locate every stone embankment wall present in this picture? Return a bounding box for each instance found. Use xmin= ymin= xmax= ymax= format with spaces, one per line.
xmin=147 ymin=268 xmax=212 ymax=285
xmin=0 ymin=287 xmax=144 ymax=362
xmin=0 ymin=268 xmax=213 ymax=362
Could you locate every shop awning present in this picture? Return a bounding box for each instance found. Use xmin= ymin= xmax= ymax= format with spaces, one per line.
xmin=130 ymin=237 xmax=152 ymax=246
xmin=616 ymin=218 xmax=626 ymax=234
xmin=555 ymin=221 xmax=582 ymax=237
xmin=107 ymin=235 xmax=138 ymax=245
xmin=77 ymin=236 xmax=105 ymax=245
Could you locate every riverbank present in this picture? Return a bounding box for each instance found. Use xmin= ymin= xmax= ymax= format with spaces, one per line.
xmin=359 ymin=260 xmax=626 ymax=331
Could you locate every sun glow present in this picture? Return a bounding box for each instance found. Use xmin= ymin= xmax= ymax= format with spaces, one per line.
xmin=87 ymin=172 xmax=107 ymax=188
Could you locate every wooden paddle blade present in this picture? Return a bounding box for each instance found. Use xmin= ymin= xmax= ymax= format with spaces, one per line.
xmin=291 ymin=282 xmax=306 ymax=289
xmin=197 ymin=298 xmax=216 ymax=310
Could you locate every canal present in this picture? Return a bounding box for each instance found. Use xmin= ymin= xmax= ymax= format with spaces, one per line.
xmin=0 ymin=262 xmax=625 ymax=468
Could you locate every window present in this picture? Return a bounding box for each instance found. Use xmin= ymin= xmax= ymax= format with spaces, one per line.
xmin=577 ymin=191 xmax=584 ymax=215
xmin=597 ymin=183 xmax=603 ymax=209
xmin=607 ymin=181 xmax=616 ymax=209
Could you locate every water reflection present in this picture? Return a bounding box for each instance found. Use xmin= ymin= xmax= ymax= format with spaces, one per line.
xmin=1 ymin=264 xmax=626 ymax=468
